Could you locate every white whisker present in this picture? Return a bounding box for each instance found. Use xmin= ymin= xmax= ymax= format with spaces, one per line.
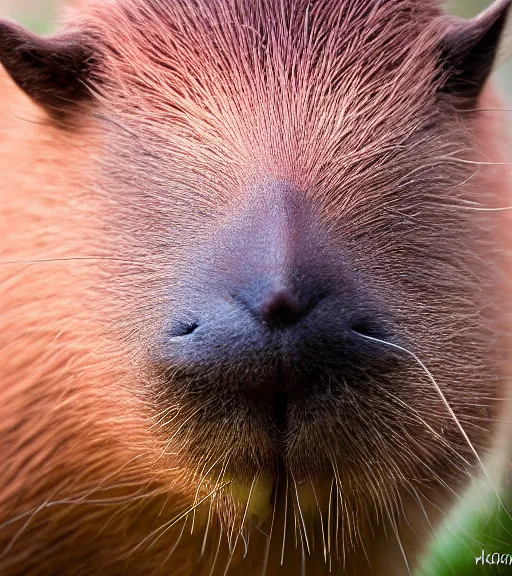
xmin=355 ymin=332 xmax=511 ymax=520
xmin=280 ymin=472 xmax=289 ymax=566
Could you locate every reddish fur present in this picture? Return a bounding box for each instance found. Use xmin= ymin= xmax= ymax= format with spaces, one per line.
xmin=0 ymin=68 xmax=194 ymax=573
xmin=0 ymin=1 xmax=511 ymax=574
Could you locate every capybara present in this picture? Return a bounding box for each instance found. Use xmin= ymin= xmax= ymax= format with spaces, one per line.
xmin=0 ymin=0 xmax=511 ymax=574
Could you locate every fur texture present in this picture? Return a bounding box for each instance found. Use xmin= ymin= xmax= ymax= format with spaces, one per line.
xmin=0 ymin=1 xmax=511 ymax=574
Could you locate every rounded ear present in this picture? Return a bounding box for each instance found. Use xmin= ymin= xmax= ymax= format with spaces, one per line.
xmin=439 ymin=0 xmax=511 ymax=102
xmin=0 ymin=18 xmax=97 ymax=115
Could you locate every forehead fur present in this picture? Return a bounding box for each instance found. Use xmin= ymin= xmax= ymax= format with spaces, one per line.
xmin=76 ymin=0 xmax=451 ymax=192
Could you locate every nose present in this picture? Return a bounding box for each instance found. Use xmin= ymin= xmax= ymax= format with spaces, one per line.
xmin=235 ymin=274 xmax=325 ymax=331
xmin=260 ymin=288 xmax=302 ymax=328
xmin=158 ymin=182 xmax=389 ymax=397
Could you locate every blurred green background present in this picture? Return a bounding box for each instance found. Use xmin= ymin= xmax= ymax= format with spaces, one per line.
xmin=0 ymin=0 xmax=510 ymax=575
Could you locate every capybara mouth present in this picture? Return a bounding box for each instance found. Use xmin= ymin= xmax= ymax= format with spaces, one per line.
xmin=271 ymin=391 xmax=289 ymax=433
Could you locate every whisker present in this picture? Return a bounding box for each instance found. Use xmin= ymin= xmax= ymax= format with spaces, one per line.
xmin=2 ymin=492 xmax=60 ymax=557
xmin=354 ymin=332 xmax=511 ymax=521
xmin=461 ymin=107 xmax=512 ymax=114
xmin=222 ymin=473 xmax=258 ymax=576
xmin=208 ymin=526 xmax=224 ymax=576
xmin=327 ymin=477 xmax=334 ymax=572
xmin=309 ymin=477 xmax=327 ymax=564
xmin=280 ymin=472 xmax=289 ymax=566
xmin=331 ymin=461 xmax=342 ymax=562
xmin=157 ymin=402 xmax=212 ymax=462
xmin=403 ymin=483 xmax=436 ymax=540
xmin=389 ymin=512 xmax=411 ymax=576
xmin=200 ymin=452 xmax=232 ymax=558
xmin=260 ymin=473 xmax=278 ymax=576
xmin=371 ymin=381 xmax=473 ymax=468
xmin=155 ymin=515 xmax=189 ymax=573
xmin=447 ymin=204 xmax=512 ymax=212
xmin=420 ymin=492 xmax=507 ymax=549
xmin=293 ymin=497 xmax=299 ymax=551
xmin=291 ymin=473 xmax=310 ymax=555
xmin=241 ymin=531 xmax=249 ymax=558
xmin=1 ymin=455 xmax=151 ymax=554
xmin=298 ymin=520 xmax=307 ymax=576
xmin=0 ymin=256 xmax=152 ymax=266
xmin=127 ymin=480 xmax=231 ymax=556
xmin=192 ymin=451 xmax=229 ymax=535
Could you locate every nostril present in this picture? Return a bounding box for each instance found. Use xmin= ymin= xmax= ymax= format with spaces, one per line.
xmin=351 ymin=320 xmax=385 ymax=339
xmin=260 ymin=288 xmax=302 ymax=328
xmin=183 ymin=322 xmax=199 ymax=336
xmin=172 ymin=321 xmax=199 ymax=338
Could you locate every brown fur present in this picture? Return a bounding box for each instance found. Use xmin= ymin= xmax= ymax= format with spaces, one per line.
xmin=0 ymin=1 xmax=511 ymax=574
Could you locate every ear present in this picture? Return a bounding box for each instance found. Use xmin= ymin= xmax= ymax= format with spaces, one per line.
xmin=440 ymin=0 xmax=511 ymax=101
xmin=0 ymin=18 xmax=97 ymax=114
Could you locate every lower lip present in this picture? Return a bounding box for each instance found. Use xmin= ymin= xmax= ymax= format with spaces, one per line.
xmin=218 ymin=469 xmax=333 ymax=528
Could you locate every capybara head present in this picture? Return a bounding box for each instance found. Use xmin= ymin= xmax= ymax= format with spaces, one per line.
xmin=1 ymin=0 xmax=511 ymax=574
